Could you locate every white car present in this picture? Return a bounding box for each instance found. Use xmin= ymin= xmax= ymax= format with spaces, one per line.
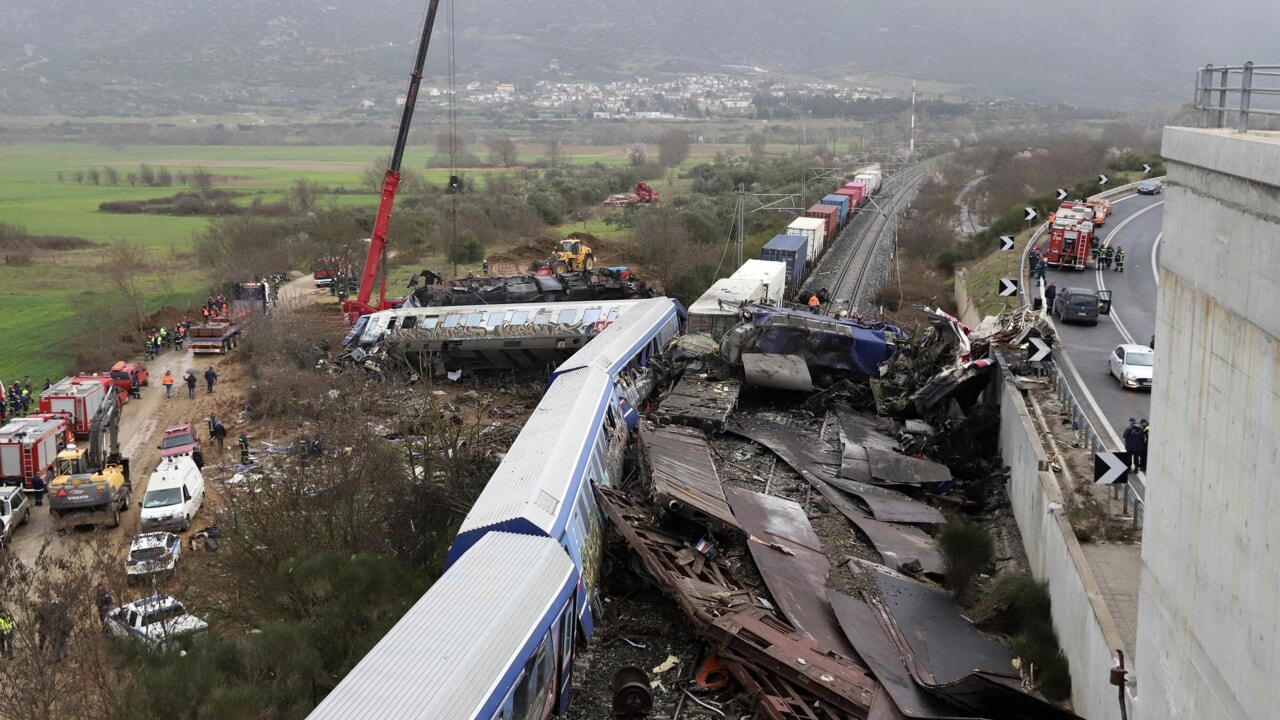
xmin=126 ymin=532 xmax=182 ymax=582
xmin=1108 ymin=344 xmax=1154 ymax=389
xmin=105 ymin=595 xmax=208 ymax=651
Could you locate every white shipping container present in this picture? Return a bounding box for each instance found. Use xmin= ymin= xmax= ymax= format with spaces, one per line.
xmin=688 ymin=278 xmax=766 ymax=340
xmin=787 ymin=217 xmax=827 ymax=259
xmin=729 ymin=260 xmax=788 ymax=303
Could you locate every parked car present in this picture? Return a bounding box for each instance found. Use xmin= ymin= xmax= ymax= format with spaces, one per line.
xmin=601 ymin=193 xmax=636 ymax=207
xmin=159 ymin=423 xmax=201 ymax=460
xmin=1053 ymin=287 xmax=1109 ymax=325
xmin=141 ymin=456 xmax=205 ymax=532
xmin=1136 ymin=179 xmax=1162 ymax=195
xmin=126 ymin=532 xmax=183 ymax=582
xmin=0 ymin=487 xmax=30 ymax=545
xmin=104 ymin=595 xmax=208 ymax=650
xmin=1108 ymin=344 xmax=1154 ymax=390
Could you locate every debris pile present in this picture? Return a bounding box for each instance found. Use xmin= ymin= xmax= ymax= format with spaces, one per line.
xmin=405 ymin=267 xmax=652 ymax=308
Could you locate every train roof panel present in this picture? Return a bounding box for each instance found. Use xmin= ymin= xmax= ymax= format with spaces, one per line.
xmin=552 ymin=297 xmax=682 ymax=378
xmin=308 ymin=532 xmax=575 ymax=719
xmin=455 ymin=368 xmax=614 ymax=540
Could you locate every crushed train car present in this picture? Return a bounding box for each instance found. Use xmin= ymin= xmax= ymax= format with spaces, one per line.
xmin=403 ymin=268 xmax=652 ymax=308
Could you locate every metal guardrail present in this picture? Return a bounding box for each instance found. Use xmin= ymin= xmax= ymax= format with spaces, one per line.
xmin=1047 ymin=360 xmax=1143 ymax=528
xmin=1194 ymin=62 xmax=1280 ymax=131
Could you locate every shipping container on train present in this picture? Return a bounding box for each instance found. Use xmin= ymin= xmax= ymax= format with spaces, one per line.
xmin=761 ymin=234 xmax=810 ymax=287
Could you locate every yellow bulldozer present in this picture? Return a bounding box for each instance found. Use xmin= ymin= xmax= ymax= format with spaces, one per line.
xmin=548 ymin=239 xmax=595 ymax=274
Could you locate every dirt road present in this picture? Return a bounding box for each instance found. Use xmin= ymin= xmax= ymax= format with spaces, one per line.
xmin=9 ymin=274 xmax=331 ymax=569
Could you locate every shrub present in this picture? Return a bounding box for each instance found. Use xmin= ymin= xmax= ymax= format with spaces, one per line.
xmin=937 ymin=520 xmax=994 ymax=600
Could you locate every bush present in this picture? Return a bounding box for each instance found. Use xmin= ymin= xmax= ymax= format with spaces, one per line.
xmin=937 ymin=520 xmax=995 ymax=600
xmin=447 ymin=230 xmax=485 ymax=266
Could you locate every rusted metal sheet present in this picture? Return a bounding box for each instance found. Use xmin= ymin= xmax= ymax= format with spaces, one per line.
xmin=824 ymin=475 xmax=945 ymax=526
xmin=724 ymin=486 xmax=858 ymax=661
xmin=711 ymin=608 xmax=876 ymax=718
xmin=732 ymin=418 xmax=944 ymax=525
xmin=641 ymin=425 xmax=740 ymax=534
xmin=808 ymin=480 xmax=945 ymax=578
xmin=828 ymin=591 xmax=968 ymax=719
xmin=859 ymin=563 xmax=1085 ymax=720
xmin=743 ymin=353 xmax=814 ymax=392
xmin=867 ymin=448 xmax=952 ymax=486
xmin=656 ymin=376 xmax=741 ymax=432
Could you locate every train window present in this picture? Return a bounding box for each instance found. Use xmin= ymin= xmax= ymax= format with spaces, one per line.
xmin=557 ymin=309 xmax=577 ymax=324
xmin=561 ymin=597 xmax=576 ymax=657
xmin=422 ymin=317 xmax=438 ymax=330
xmin=466 ymin=313 xmax=484 ymax=327
xmin=582 ymin=308 xmax=601 ymax=324
xmin=511 ymin=310 xmax=529 ymax=324
xmin=486 ymin=312 xmax=506 ymax=328
xmin=443 ymin=314 xmax=461 ymax=328
xmin=386 ymin=318 xmax=398 ymax=331
xmin=534 ymin=310 xmax=552 ymax=325
xmin=607 ymin=307 xmax=620 ymax=321
xmin=401 ymin=316 xmax=417 ymax=329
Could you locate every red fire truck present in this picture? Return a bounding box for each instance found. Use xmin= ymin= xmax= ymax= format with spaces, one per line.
xmin=1042 ymin=203 xmax=1094 ymax=270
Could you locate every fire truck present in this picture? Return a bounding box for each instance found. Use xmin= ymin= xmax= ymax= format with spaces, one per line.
xmin=1042 ymin=202 xmax=1094 ymax=270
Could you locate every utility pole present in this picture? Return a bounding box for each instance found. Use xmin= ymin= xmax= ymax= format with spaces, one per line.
xmin=909 ymin=79 xmax=916 ymax=161
xmin=735 ymin=185 xmax=746 ymax=268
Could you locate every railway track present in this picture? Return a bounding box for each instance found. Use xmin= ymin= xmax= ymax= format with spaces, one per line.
xmin=817 ymin=158 xmax=937 ymax=315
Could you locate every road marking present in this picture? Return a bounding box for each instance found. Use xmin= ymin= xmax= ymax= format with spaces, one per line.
xmin=1095 ymin=201 xmax=1163 ymax=346
xmin=1057 ymin=331 xmax=1125 ymax=448
xmin=1151 ymin=232 xmax=1162 ymax=287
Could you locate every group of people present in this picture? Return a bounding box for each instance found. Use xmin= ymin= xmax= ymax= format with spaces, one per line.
xmin=1123 ymin=418 xmax=1151 ymax=474
xmin=0 ymin=377 xmax=54 ymax=422
xmin=1093 ymin=245 xmax=1126 ymax=271
xmin=803 ymin=288 xmax=831 ymax=313
xmin=203 ymin=295 xmax=230 ymax=320
xmin=207 ymin=413 xmax=251 ymax=465
xmin=160 ymin=366 xmax=218 ymax=400
xmin=145 ymin=318 xmax=193 ymax=359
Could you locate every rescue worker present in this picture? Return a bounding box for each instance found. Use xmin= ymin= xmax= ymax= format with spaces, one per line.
xmin=204 ymin=366 xmax=217 ymax=394
xmin=808 ymin=293 xmax=821 ymax=313
xmin=0 ymin=606 xmax=13 ymax=659
xmin=19 ymin=389 xmax=29 ymax=415
xmin=239 ymin=431 xmax=251 ymax=465
xmin=30 ymin=471 xmax=46 ymax=506
xmin=1114 ymin=248 xmax=1126 ymax=272
xmin=185 ymin=371 xmax=197 ymax=399
xmin=481 ymin=259 xmax=491 ymax=277
xmin=1103 ymin=246 xmax=1114 ymax=270
xmin=161 ymin=370 xmax=175 ymax=399
xmin=211 ymin=417 xmax=227 ymax=455
xmin=95 ymin=583 xmax=114 ymax=624
xmin=1045 ymin=280 xmax=1058 ymax=310
xmin=158 ymin=326 xmax=169 ymax=350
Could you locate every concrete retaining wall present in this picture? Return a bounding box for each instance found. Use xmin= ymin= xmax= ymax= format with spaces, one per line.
xmin=953 ymin=268 xmax=982 ymax=328
xmin=995 ymin=365 xmax=1129 ymax=719
xmin=1132 ymin=127 xmax=1280 ymax=720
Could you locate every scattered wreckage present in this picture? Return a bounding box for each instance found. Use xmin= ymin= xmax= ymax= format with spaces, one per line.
xmin=403 ymin=267 xmax=652 ymax=308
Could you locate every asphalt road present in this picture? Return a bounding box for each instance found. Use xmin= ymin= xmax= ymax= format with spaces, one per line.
xmin=1037 ymin=192 xmax=1163 ymax=454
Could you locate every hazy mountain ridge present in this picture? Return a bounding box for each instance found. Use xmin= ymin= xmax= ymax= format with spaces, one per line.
xmin=1 ymin=0 xmax=1275 ymax=115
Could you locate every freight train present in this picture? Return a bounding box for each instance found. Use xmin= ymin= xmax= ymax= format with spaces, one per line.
xmin=310 ymin=297 xmax=684 ymax=720
xmin=762 ymin=164 xmax=883 ymax=289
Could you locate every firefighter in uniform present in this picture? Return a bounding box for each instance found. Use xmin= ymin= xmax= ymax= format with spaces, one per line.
xmin=1114 ymin=248 xmax=1125 ymax=272
xmin=239 ymin=431 xmax=251 ymax=465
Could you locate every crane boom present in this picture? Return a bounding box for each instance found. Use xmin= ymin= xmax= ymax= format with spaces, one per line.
xmin=343 ymin=0 xmax=443 ymax=325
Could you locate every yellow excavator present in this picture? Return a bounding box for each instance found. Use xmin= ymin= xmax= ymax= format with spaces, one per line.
xmin=48 ymin=386 xmax=132 ymax=530
xmin=548 ymin=239 xmax=595 ymax=274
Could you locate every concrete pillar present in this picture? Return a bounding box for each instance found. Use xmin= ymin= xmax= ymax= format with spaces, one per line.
xmin=1135 ymin=127 xmax=1280 ymax=720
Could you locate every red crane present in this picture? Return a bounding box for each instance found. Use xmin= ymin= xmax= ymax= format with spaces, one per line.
xmin=342 ymin=0 xmax=443 ymax=325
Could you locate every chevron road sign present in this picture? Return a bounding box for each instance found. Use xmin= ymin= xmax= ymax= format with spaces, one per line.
xmin=1028 ymin=337 xmax=1051 ymax=362
xmin=1094 ymin=451 xmax=1131 ymax=485
xmin=1142 ymin=163 xmax=1152 ymax=174
xmin=1098 ymin=174 xmax=1109 ymax=185
xmin=1056 ymin=188 xmax=1068 ymax=201
xmin=999 ymin=278 xmax=1018 ymax=297
xmin=1025 ymin=207 xmax=1037 ymax=222
xmin=1000 ymin=235 xmax=1015 ymax=251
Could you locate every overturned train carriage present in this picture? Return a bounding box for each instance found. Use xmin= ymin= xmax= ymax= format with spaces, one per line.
xmin=342 ymin=299 xmax=651 ymax=372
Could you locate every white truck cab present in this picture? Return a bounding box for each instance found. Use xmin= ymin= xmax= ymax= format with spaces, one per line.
xmin=140 ymin=456 xmax=204 ymax=532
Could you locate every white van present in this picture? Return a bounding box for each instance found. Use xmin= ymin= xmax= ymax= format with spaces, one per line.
xmin=141 ymin=456 xmax=205 ymax=532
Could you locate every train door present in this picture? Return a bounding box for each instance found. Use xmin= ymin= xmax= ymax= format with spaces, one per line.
xmin=554 ymin=596 xmax=578 ymax=714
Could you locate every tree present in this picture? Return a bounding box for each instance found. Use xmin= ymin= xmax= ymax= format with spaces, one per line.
xmin=746 ymin=132 xmax=767 ymax=159
xmin=189 ymin=166 xmax=214 ymax=196
xmin=486 ymin=136 xmax=519 ymax=168
xmin=448 ymin=229 xmax=485 ymax=277
xmin=156 ymin=166 xmax=173 ymax=187
xmin=626 ymin=143 xmax=647 ymax=166
xmin=103 ymin=166 xmax=119 ymax=186
xmin=85 ymin=167 xmax=100 ymax=186
xmin=434 ymin=129 xmax=464 ymax=157
xmin=137 ymin=163 xmax=155 ymax=187
xmin=632 ymin=206 xmax=696 ymax=294
xmin=103 ymin=238 xmax=149 ymax=327
xmin=544 ymin=136 xmax=565 ymax=168
xmin=657 ymin=129 xmax=691 ymax=168
xmin=291 ymin=178 xmax=321 ymax=213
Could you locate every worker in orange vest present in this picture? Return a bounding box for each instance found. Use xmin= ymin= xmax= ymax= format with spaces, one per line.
xmin=161 ymin=370 xmax=175 ymax=399
xmin=808 ymin=293 xmax=821 ymax=314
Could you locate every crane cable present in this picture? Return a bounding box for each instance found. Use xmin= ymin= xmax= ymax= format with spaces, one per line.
xmin=447 ymin=0 xmax=459 ymax=268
